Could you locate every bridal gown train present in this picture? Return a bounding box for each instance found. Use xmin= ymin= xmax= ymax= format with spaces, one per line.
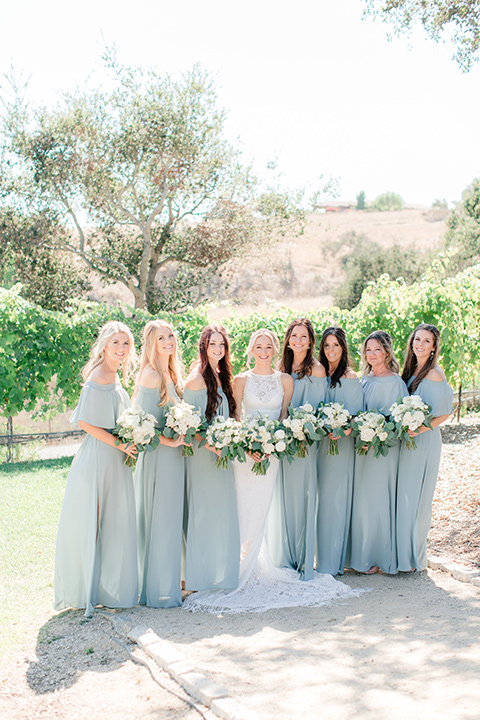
xmin=184 ymin=370 xmax=364 ymax=613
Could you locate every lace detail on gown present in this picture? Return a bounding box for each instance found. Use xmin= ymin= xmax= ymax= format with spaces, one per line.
xmin=184 ymin=371 xmax=366 ymax=612
xmin=243 ymin=371 xmax=283 ymax=420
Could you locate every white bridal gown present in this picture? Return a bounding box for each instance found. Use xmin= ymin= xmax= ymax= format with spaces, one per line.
xmin=184 ymin=370 xmax=364 ymax=613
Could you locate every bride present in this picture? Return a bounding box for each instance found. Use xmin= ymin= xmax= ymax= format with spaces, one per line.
xmin=184 ymin=329 xmax=363 ymax=612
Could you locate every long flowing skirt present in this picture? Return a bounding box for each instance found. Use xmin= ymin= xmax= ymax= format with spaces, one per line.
xmin=184 ymin=457 xmax=364 ymax=613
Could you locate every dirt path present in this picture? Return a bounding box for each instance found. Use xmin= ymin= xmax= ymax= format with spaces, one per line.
xmin=2 ymin=569 xmax=478 ymax=720
xmin=126 ymin=569 xmax=480 ymax=720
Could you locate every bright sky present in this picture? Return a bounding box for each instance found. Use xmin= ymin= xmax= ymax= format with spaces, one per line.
xmin=2 ymin=0 xmax=480 ymax=206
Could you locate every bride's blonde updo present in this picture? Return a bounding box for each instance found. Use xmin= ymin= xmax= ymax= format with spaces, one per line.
xmin=246 ymin=328 xmax=280 ymax=366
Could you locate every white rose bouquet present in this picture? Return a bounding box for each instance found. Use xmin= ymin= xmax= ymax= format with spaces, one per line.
xmin=316 ymin=401 xmax=352 ymax=456
xmin=243 ymin=417 xmax=291 ymax=475
xmin=282 ymin=403 xmax=326 ymax=458
xmin=158 ymin=400 xmax=204 ymax=456
xmin=389 ymin=395 xmax=433 ymax=450
xmin=198 ymin=416 xmax=247 ymax=470
xmin=351 ymin=410 xmax=397 ymax=458
xmin=112 ymin=405 xmax=160 ymax=467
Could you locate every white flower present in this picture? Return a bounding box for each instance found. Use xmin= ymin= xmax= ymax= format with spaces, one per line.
xmin=300 ymin=402 xmax=314 ymax=413
xmin=360 ymin=427 xmax=375 ymax=442
xmin=378 ymin=431 xmax=388 ymax=442
xmin=275 ymin=440 xmax=286 ymax=452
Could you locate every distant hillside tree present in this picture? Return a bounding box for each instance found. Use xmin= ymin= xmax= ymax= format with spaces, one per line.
xmin=445 ymin=178 xmax=480 ymax=271
xmin=371 ymin=191 xmax=404 ymax=211
xmin=333 ymin=231 xmax=428 ymax=309
xmin=356 ymin=191 xmax=366 ymax=210
xmin=364 ymin=0 xmax=480 ymax=71
xmin=1 ymin=55 xmax=303 ymax=313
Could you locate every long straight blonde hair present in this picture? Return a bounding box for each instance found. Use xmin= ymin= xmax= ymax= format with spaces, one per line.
xmin=82 ymin=321 xmax=137 ymax=382
xmin=134 ymin=320 xmax=184 ymax=404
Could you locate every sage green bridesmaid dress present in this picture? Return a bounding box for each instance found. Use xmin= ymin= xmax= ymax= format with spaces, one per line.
xmin=396 ymin=377 xmax=453 ymax=571
xmin=348 ymin=374 xmax=408 ymax=575
xmin=183 ymin=387 xmax=240 ymax=591
xmin=267 ymin=375 xmax=327 ymax=580
xmin=54 ymin=380 xmax=138 ymax=616
xmin=134 ymin=385 xmax=184 ymax=607
xmin=316 ymin=377 xmax=363 ymax=575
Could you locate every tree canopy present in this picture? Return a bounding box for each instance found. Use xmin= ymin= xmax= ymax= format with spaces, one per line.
xmin=365 ymin=0 xmax=480 ymax=70
xmin=445 ymin=178 xmax=480 ymax=271
xmin=0 ymin=208 xmax=90 ymax=311
xmin=1 ymin=55 xmax=304 ymax=312
xmin=371 ymin=191 xmax=404 ymax=211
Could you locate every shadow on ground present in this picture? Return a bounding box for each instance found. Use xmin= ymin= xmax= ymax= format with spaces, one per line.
xmin=25 ymin=610 xmax=132 ymax=694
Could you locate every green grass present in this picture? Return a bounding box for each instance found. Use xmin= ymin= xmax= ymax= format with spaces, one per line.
xmin=0 ymin=456 xmax=71 ymax=655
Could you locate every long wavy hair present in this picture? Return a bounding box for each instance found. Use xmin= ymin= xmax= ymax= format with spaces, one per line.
xmin=279 ymin=318 xmax=316 ymax=379
xmin=319 ymin=325 xmax=353 ymax=388
xmin=246 ymin=328 xmax=280 ymax=367
xmin=401 ymin=323 xmax=441 ymax=393
xmin=82 ymin=321 xmax=137 ymax=382
xmin=197 ymin=324 xmax=236 ymax=421
xmin=361 ymin=330 xmax=400 ymax=376
xmin=134 ymin=320 xmax=184 ymax=405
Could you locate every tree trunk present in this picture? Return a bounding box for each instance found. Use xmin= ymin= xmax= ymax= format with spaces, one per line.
xmin=456 ymin=383 xmax=462 ymax=423
xmin=7 ymin=416 xmax=13 ymax=463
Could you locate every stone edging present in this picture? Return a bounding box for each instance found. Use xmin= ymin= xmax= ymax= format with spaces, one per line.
xmin=427 ymin=555 xmax=480 ymax=585
xmin=112 ymin=614 xmax=262 ymax=720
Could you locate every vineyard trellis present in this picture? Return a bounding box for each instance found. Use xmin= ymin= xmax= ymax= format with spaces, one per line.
xmin=1 ymin=264 xmax=479 ymax=461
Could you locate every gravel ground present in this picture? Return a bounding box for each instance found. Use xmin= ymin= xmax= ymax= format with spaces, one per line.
xmin=429 ymin=417 xmax=480 ymax=568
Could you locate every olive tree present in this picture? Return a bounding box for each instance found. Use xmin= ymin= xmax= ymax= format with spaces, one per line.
xmin=1 ymin=56 xmax=303 ymax=312
xmin=364 ymin=0 xmax=480 ymax=71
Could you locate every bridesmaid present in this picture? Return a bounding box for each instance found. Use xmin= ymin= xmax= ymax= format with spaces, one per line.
xmin=133 ymin=319 xmax=186 ymax=608
xmin=396 ymin=324 xmax=453 ymax=571
xmin=55 ymin=321 xmax=138 ymax=616
xmin=267 ymin=319 xmax=326 ymax=580
xmin=349 ymin=330 xmax=407 ymax=575
xmin=183 ymin=324 xmax=240 ymax=591
xmin=316 ymin=326 xmax=363 ymax=575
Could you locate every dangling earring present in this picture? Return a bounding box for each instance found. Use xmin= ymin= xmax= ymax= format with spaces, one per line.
xmin=429 ymin=351 xmax=434 ymax=359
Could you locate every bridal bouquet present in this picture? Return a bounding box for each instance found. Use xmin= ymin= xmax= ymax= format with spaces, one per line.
xmin=199 ymin=416 xmax=247 ymax=470
xmin=243 ymin=417 xmax=290 ymax=475
xmin=316 ymin=401 xmax=352 ymax=456
xmin=282 ymin=403 xmax=326 ymax=458
xmin=389 ymin=395 xmax=433 ymax=450
xmin=112 ymin=406 xmax=160 ymax=467
xmin=158 ymin=400 xmax=204 ymax=456
xmin=351 ymin=410 xmax=397 ymax=458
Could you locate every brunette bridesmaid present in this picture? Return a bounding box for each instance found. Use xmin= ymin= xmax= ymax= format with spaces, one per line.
xmin=183 ymin=324 xmax=240 ymax=591
xmin=348 ymin=330 xmax=407 ymax=575
xmin=267 ymin=319 xmax=326 ymax=580
xmin=396 ymin=324 xmax=453 ymax=571
xmin=316 ymin=326 xmax=363 ymax=575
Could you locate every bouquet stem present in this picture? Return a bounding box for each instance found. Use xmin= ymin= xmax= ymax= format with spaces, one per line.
xmin=328 ymin=438 xmax=339 ymax=456
xmin=251 ymin=459 xmax=269 ymax=475
xmin=405 ymin=436 xmax=418 ymax=451
xmin=296 ymin=444 xmax=308 ymax=458
xmin=182 ymin=446 xmax=194 ymax=457
xmin=215 ymin=455 xmax=229 ymax=470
